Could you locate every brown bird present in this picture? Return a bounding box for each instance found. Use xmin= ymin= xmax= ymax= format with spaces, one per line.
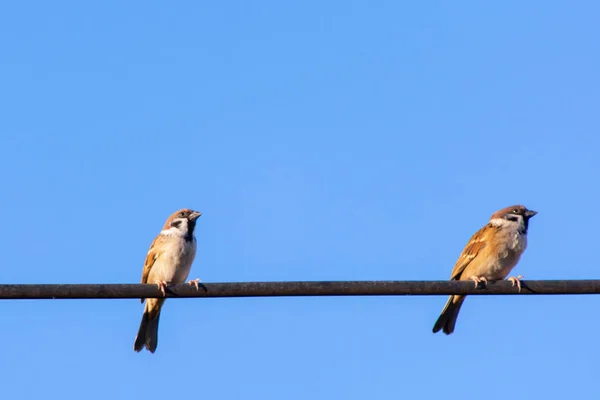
xmin=134 ymin=208 xmax=202 ymax=353
xmin=432 ymin=205 xmax=537 ymax=335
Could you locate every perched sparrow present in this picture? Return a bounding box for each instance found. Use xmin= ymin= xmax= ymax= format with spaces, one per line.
xmin=432 ymin=205 xmax=537 ymax=335
xmin=134 ymin=208 xmax=202 ymax=353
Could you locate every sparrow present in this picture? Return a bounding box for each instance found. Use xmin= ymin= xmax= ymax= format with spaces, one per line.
xmin=432 ymin=205 xmax=537 ymax=335
xmin=134 ymin=208 xmax=202 ymax=353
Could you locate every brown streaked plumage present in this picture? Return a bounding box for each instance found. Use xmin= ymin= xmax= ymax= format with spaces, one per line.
xmin=432 ymin=205 xmax=537 ymax=335
xmin=134 ymin=208 xmax=202 ymax=353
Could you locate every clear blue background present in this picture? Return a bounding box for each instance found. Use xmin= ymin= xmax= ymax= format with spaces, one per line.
xmin=1 ymin=1 xmax=598 ymax=399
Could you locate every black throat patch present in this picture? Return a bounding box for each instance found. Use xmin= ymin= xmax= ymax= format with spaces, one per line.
xmin=520 ymin=218 xmax=530 ymax=235
xmin=505 ymin=214 xmax=528 ymax=235
xmin=185 ymin=219 xmax=197 ymax=242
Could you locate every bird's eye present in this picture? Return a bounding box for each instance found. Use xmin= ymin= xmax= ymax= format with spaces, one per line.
xmin=513 ymin=208 xmax=519 ymax=213
xmin=179 ymin=212 xmax=186 ymax=217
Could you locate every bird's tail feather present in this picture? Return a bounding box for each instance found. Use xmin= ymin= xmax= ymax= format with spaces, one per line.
xmin=432 ymin=295 xmax=466 ymax=335
xmin=134 ymin=300 xmax=163 ymax=353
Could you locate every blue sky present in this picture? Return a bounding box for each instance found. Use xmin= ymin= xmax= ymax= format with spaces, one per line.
xmin=1 ymin=1 xmax=599 ymax=399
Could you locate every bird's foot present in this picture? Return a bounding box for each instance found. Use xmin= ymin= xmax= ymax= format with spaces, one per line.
xmin=155 ymin=280 xmax=168 ymax=296
xmin=188 ymin=278 xmax=202 ymax=290
xmin=508 ymin=275 xmax=524 ymax=292
xmin=469 ymin=276 xmax=488 ymax=289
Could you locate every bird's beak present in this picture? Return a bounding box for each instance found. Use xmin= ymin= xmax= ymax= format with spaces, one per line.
xmin=189 ymin=211 xmax=202 ymax=220
xmin=524 ymin=210 xmax=538 ymax=218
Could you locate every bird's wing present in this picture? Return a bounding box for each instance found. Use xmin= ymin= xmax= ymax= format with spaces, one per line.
xmin=449 ymin=224 xmax=494 ymax=280
xmin=140 ymin=235 xmax=168 ymax=301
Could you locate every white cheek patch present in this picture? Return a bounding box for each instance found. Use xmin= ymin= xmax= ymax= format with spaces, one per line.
xmin=490 ymin=218 xmax=512 ymax=227
xmin=160 ymin=218 xmax=189 ymax=238
xmin=491 ymin=215 xmax=527 ymax=234
xmin=160 ymin=228 xmax=181 ymax=237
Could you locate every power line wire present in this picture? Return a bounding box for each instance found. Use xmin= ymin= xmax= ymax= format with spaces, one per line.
xmin=0 ymin=280 xmax=598 ymax=299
